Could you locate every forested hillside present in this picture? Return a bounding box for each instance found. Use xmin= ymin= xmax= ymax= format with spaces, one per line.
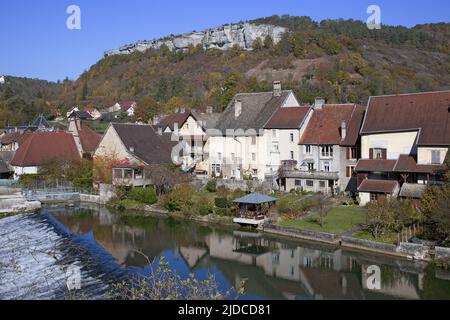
xmin=1 ymin=15 xmax=449 ymax=125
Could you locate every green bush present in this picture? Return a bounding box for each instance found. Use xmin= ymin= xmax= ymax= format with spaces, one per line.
xmin=127 ymin=187 xmax=157 ymax=205
xmin=118 ymin=199 xmax=145 ymax=211
xmin=205 ymin=179 xmax=217 ymax=192
xmin=214 ymin=207 xmax=235 ymax=217
xmin=195 ymin=195 xmax=213 ymax=216
xmin=215 ymin=197 xmax=231 ymax=208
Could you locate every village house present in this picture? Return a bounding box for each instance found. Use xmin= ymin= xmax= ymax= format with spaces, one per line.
xmin=10 ymin=131 xmax=81 ymax=179
xmin=67 ymin=109 xmax=92 ymax=120
xmin=280 ymin=100 xmax=366 ymax=195
xmin=207 ymin=81 xmax=301 ymax=180
xmin=67 ymin=117 xmax=102 ymax=159
xmin=155 ymin=107 xmax=220 ymax=173
xmin=120 ymin=101 xmax=137 ymax=117
xmin=84 ymin=107 xmax=102 ymax=120
xmin=93 ymin=123 xmax=176 ymax=188
xmin=355 ymin=91 xmax=450 ymax=206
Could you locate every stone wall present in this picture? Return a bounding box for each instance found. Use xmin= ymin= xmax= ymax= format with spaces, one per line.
xmin=435 ymin=246 xmax=450 ymax=260
xmin=264 ymin=224 xmax=340 ymax=244
xmin=396 ymin=242 xmax=431 ymax=261
xmin=341 ymin=236 xmax=398 ymax=254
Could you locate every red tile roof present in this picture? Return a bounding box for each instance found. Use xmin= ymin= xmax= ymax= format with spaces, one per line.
xmin=11 ymin=132 xmax=80 ymax=167
xmin=157 ymin=111 xmax=193 ymax=131
xmin=393 ymin=154 xmax=447 ymax=173
xmin=341 ymin=105 xmax=366 ymax=146
xmin=1 ymin=132 xmax=24 ymax=145
xmin=361 ymin=91 xmax=450 ymax=146
xmin=78 ymin=122 xmax=102 ymax=153
xmin=358 ymin=179 xmax=398 ymax=194
xmin=121 ymin=101 xmax=136 ymax=112
xmin=264 ymin=106 xmax=310 ymax=129
xmin=355 ymin=159 xmax=397 ymax=172
xmin=300 ymin=104 xmax=360 ymax=145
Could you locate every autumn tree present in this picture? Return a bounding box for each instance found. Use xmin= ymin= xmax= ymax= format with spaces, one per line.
xmin=136 ymin=96 xmax=159 ymax=123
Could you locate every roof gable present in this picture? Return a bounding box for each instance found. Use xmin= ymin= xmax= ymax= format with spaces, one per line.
xmin=300 ymin=104 xmax=357 ymax=145
xmin=264 ymin=106 xmax=310 ymax=129
xmin=11 ymin=132 xmax=80 ymax=167
xmin=112 ymin=123 xmax=176 ymax=165
xmin=361 ymin=91 xmax=450 ymax=146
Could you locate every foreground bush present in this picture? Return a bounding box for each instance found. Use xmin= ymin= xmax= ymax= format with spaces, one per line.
xmin=109 ymin=257 xmax=245 ymax=300
xmin=127 ymin=187 xmax=157 ymax=205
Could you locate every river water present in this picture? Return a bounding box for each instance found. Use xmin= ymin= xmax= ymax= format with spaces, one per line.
xmin=1 ymin=204 xmax=450 ymax=300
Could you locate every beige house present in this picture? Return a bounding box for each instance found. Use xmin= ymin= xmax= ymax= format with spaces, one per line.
xmin=94 ymin=123 xmax=175 ymax=188
xmin=356 ymin=91 xmax=450 ymax=205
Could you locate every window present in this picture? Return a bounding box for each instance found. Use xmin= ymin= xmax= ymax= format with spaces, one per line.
xmin=290 ymin=151 xmax=294 ymax=160
xmin=231 ymin=153 xmax=235 ymax=162
xmin=346 ymin=166 xmax=355 ymax=178
xmin=370 ymin=193 xmax=378 ymax=202
xmin=251 ymin=136 xmax=256 ymax=145
xmin=321 ymin=146 xmax=333 ymax=158
xmin=113 ymin=168 xmax=123 ymax=179
xmin=272 ymin=143 xmax=279 ymax=152
xmin=305 ymin=145 xmax=311 ymax=154
xmin=348 ymin=147 xmax=358 ymax=159
xmin=295 ymin=180 xmax=301 ymax=186
xmin=272 ymin=130 xmax=277 ymax=139
xmin=431 ymin=150 xmax=441 ymax=164
xmin=290 ymin=133 xmax=294 ymax=142
xmin=252 ymin=153 xmax=256 ymax=161
xmin=306 ymin=180 xmax=314 ymax=187
xmin=323 ymin=162 xmax=330 ymax=172
xmin=124 ymin=169 xmax=132 ymax=179
xmin=370 ymin=148 xmax=386 ymax=160
xmin=253 ymin=169 xmax=258 ymax=175
xmin=308 ymin=163 xmax=314 ymax=172
xmin=134 ymin=168 xmax=143 ymax=180
xmin=319 ymin=181 xmax=326 ymax=188
xmin=218 ymin=152 xmax=222 ymax=161
xmin=212 ymin=164 xmax=221 ymax=174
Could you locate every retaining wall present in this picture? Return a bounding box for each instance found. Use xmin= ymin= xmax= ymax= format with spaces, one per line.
xmin=264 ymin=224 xmax=340 ymax=244
xmin=435 ymin=246 xmax=450 ymax=260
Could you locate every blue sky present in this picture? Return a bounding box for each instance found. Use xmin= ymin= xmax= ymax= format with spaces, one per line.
xmin=0 ymin=0 xmax=449 ymax=82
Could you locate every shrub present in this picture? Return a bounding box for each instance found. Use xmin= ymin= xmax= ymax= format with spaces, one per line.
xmin=118 ymin=199 xmax=145 ymax=211
xmin=216 ymin=185 xmax=229 ymax=198
xmin=231 ymin=188 xmax=246 ymax=200
xmin=195 ymin=195 xmax=213 ymax=216
xmin=205 ymin=179 xmax=217 ymax=192
xmin=163 ymin=183 xmax=194 ymax=212
xmin=214 ymin=207 xmax=235 ymax=217
xmin=214 ymin=197 xmax=230 ymax=208
xmin=127 ymin=187 xmax=157 ymax=205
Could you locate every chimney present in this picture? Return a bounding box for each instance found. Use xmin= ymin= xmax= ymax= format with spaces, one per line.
xmin=273 ymin=81 xmax=282 ymax=97
xmin=313 ymin=97 xmax=325 ymax=110
xmin=157 ymin=127 xmax=163 ymax=135
xmin=206 ymin=106 xmax=213 ymax=114
xmin=174 ymin=122 xmax=179 ymax=134
xmin=341 ymin=120 xmax=347 ymax=140
xmin=180 ymin=107 xmax=186 ymax=114
xmin=129 ymin=146 xmax=135 ymax=153
xmin=153 ymin=115 xmax=160 ymax=125
xmin=234 ymin=99 xmax=242 ymax=119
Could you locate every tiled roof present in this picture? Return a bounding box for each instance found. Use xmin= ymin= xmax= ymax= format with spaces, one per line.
xmin=157 ymin=111 xmax=192 ymax=131
xmin=358 ymin=179 xmax=398 ymax=194
xmin=264 ymin=106 xmax=310 ymax=129
xmin=393 ymin=154 xmax=447 ymax=173
xmin=121 ymin=101 xmax=136 ymax=112
xmin=11 ymin=132 xmax=80 ymax=167
xmin=341 ymin=105 xmax=366 ymax=146
xmin=68 ymin=110 xmax=92 ymax=120
xmin=112 ymin=123 xmax=176 ymax=165
xmin=1 ymin=131 xmax=24 ymax=145
xmin=77 ymin=122 xmax=102 ymax=153
xmin=361 ymin=91 xmax=450 ymax=146
xmin=355 ymin=159 xmax=397 ymax=172
xmin=215 ymin=91 xmax=294 ymax=133
xmin=399 ymin=183 xmax=427 ymax=199
xmin=300 ymin=104 xmax=358 ymax=145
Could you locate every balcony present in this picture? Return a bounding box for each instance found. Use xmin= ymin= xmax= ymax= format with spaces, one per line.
xmin=280 ymin=169 xmax=339 ymax=181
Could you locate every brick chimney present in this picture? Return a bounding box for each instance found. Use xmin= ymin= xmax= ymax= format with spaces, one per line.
xmin=273 ymin=81 xmax=282 ymax=97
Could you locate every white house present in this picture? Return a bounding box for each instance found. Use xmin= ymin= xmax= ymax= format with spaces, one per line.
xmin=121 ymin=101 xmax=137 ymax=117
xmin=207 ymin=82 xmax=301 ymax=181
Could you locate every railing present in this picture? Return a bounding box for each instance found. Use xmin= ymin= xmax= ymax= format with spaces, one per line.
xmin=0 ymin=179 xmax=18 ymax=187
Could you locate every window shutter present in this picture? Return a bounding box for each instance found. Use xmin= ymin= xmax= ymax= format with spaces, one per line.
xmin=382 ymin=149 xmax=387 ymax=160
xmin=346 ymin=147 xmax=350 ymax=159
xmin=369 ymin=148 xmax=374 ymax=159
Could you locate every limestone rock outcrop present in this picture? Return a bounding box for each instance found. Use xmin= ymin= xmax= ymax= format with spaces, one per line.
xmin=105 ymin=23 xmax=286 ymax=56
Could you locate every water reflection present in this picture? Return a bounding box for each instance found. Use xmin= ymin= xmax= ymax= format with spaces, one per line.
xmin=47 ymin=205 xmax=450 ymax=300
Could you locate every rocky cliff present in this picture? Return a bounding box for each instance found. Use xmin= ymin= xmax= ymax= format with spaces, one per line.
xmin=105 ymin=23 xmax=286 ymax=56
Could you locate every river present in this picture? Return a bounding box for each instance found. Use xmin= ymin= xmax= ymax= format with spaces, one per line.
xmin=1 ymin=204 xmax=450 ymax=300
